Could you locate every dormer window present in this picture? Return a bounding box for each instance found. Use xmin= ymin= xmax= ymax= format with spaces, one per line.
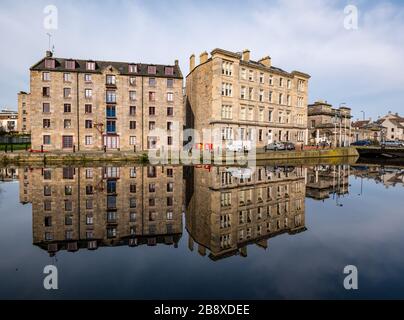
xmin=86 ymin=61 xmax=96 ymax=71
xmin=65 ymin=60 xmax=75 ymax=70
xmin=148 ymin=66 xmax=157 ymax=75
xmin=44 ymin=59 xmax=55 ymax=69
xmin=164 ymin=67 xmax=174 ymax=76
xmin=129 ymin=64 xmax=137 ymax=73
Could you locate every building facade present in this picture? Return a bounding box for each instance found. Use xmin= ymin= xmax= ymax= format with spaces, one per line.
xmin=308 ymin=100 xmax=352 ymax=146
xmin=351 ymin=120 xmax=385 ymax=142
xmin=21 ymin=165 xmax=184 ymax=255
xmin=376 ymin=112 xmax=404 ymax=141
xmin=28 ymin=51 xmax=183 ymax=151
xmin=17 ymin=91 xmax=31 ymax=133
xmin=0 ymin=109 xmax=18 ymax=133
xmin=185 ymin=48 xmax=310 ymax=150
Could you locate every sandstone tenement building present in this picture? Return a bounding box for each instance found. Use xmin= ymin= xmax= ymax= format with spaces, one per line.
xmin=25 ymin=51 xmax=183 ymax=151
xmin=17 ymin=91 xmax=31 ymax=133
xmin=185 ymin=48 xmax=310 ymax=149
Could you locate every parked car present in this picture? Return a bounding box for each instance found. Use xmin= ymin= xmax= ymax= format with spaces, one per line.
xmin=283 ymin=142 xmax=296 ymax=150
xmin=265 ymin=142 xmax=285 ymax=151
xmin=352 ymin=140 xmax=372 ymax=147
xmin=226 ymin=140 xmax=252 ymax=152
xmin=382 ymin=140 xmax=403 ymax=148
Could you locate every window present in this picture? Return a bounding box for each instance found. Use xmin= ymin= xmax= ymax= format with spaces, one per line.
xmin=85 ymin=89 xmax=92 ymax=99
xmin=86 ymin=61 xmax=95 ymax=70
xmin=167 ymin=182 xmax=174 ymax=192
xmin=84 ymin=74 xmax=92 ymax=82
xmin=259 ymin=108 xmax=264 ymax=122
xmin=106 ymin=105 xmax=116 ymax=118
xmin=221 ymin=83 xmax=232 ymax=97
xmin=85 ymin=104 xmax=92 ymax=114
xmin=167 ymin=136 xmax=173 ymax=145
xmin=65 ymin=215 xmax=73 ymax=226
xmin=167 ymin=197 xmax=173 ymax=206
xmin=129 ymin=106 xmax=136 ymax=116
xmin=147 ymin=137 xmax=157 ymax=149
xmin=259 ymin=129 xmax=263 ymax=141
xmin=43 ymin=119 xmax=51 ymax=129
xmin=44 ymin=216 xmax=52 ymax=226
xmin=240 ymin=86 xmax=246 ymax=99
xmin=167 ymin=92 xmax=174 ymax=102
xmin=129 ymin=76 xmax=136 ymax=86
xmin=259 ymin=89 xmax=264 ymax=102
xmin=248 ymin=70 xmax=254 ymax=81
xmin=287 ymin=95 xmax=291 ymax=106
xmin=167 ymin=168 xmax=173 ymax=177
xmin=86 ymin=169 xmax=93 ymax=179
xmin=279 ymin=93 xmax=283 ymax=105
xmin=60 ymin=74 xmax=70 ymax=85
xmin=149 ymin=92 xmax=155 ymax=102
xmin=107 ymin=227 xmax=117 ymax=239
xmin=248 ymin=87 xmax=254 ymax=100
xmin=65 ymin=200 xmax=73 ymax=211
xmin=42 ymin=72 xmax=50 ymax=81
xmin=167 ymin=107 xmax=174 ymax=116
xmin=149 ymin=106 xmax=155 ymax=115
xmin=167 ymin=211 xmax=173 ymax=220
xmin=149 ymin=121 xmax=155 ymax=130
xmin=64 ymin=119 xmax=72 ymax=129
xmin=44 ymin=200 xmax=51 ymax=211
xmin=106 ymin=90 xmax=116 ymax=103
xmin=149 ymin=77 xmax=156 ymax=86
xmin=149 ymin=183 xmax=156 ymax=193
xmin=222 ymin=61 xmax=233 ymax=76
xmin=130 ymin=167 xmax=137 ymax=178
xmin=221 ymin=105 xmax=232 ymax=119
xmin=221 ymin=127 xmax=233 ymax=140
xmin=129 ymin=136 xmax=136 ymax=145
xmin=42 ymin=87 xmax=50 ymax=97
xmin=269 ymin=109 xmax=273 ymax=122
xmin=165 ymin=66 xmax=174 ymax=75
xmin=43 ymin=169 xmax=52 ymax=180
xmin=279 ymin=77 xmax=283 ymax=87
xmin=220 ymin=192 xmax=231 ymax=207
xmin=64 ymin=88 xmax=71 ymax=98
xmin=62 ymin=136 xmax=73 ymax=148
xmin=287 ymin=79 xmax=291 ymax=89
xmin=43 ymin=135 xmax=51 ymax=145
xmin=297 ymin=96 xmax=304 ymax=107
xmin=269 ymin=91 xmax=273 ymax=103
xmin=130 ymin=212 xmax=137 ymax=222
xmin=106 ymin=75 xmax=116 ymax=85
xmin=259 ymin=73 xmax=264 ymax=83
xmin=86 ymin=215 xmax=94 ymax=225
xmin=148 ymin=65 xmax=157 ymax=74
xmin=240 ymin=106 xmax=246 ymax=120
xmin=298 ymin=79 xmax=305 ymax=92
xmin=129 ymin=64 xmax=137 ymax=73
xmin=241 ymin=68 xmax=247 ymax=80
xmin=130 ymin=184 xmax=136 ymax=193
xmin=85 ymin=136 xmax=93 ymax=145
xmin=44 ymin=59 xmax=55 ymax=69
xmin=167 ymin=122 xmax=173 ymax=131
xmin=167 ymin=78 xmax=174 ymax=88
xmin=248 ymin=107 xmax=254 ymax=121
xmin=85 ymin=120 xmax=93 ymax=129
xmin=43 ymin=103 xmax=50 ymax=113
xmin=64 ymin=104 xmax=71 ymax=113
xmin=65 ymin=60 xmax=75 ymax=69
xmin=106 ymin=120 xmax=116 ymax=133
xmin=130 ymin=121 xmax=136 ymax=129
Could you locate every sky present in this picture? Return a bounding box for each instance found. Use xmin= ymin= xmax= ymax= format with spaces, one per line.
xmin=0 ymin=0 xmax=403 ymax=121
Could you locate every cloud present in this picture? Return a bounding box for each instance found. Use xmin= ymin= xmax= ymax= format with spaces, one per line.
xmin=0 ymin=0 xmax=403 ymax=120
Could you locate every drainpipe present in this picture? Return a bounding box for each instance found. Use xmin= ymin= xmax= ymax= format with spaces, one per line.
xmin=142 ymin=76 xmax=144 ymax=151
xmin=76 ymin=72 xmax=80 ymax=151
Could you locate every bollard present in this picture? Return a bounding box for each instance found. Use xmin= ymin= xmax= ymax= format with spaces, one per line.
xmin=41 ymin=145 xmax=44 ymax=153
xmin=133 ymin=145 xmax=136 ymax=153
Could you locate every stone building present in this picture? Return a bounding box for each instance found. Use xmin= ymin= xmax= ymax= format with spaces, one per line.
xmin=375 ymin=112 xmax=404 ymax=141
xmin=26 ymin=51 xmax=183 ymax=151
xmin=0 ymin=109 xmax=18 ymax=133
xmin=307 ymin=100 xmax=352 ymax=146
xmin=17 ymin=92 xmax=30 ymax=133
xmin=185 ymin=165 xmax=306 ymax=260
xmin=25 ymin=165 xmax=184 ymax=255
xmin=351 ymin=120 xmax=385 ymax=142
xmin=185 ymin=48 xmax=310 ymax=150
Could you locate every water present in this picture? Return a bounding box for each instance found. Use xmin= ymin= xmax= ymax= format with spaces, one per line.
xmin=0 ymin=162 xmax=403 ymax=299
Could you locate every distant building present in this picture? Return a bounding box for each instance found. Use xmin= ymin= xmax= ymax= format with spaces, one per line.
xmin=17 ymin=91 xmax=31 ymax=133
xmin=351 ymin=119 xmax=385 ymax=142
xmin=307 ymin=100 xmax=352 ymax=146
xmin=0 ymin=109 xmax=18 ymax=133
xmin=376 ymin=112 xmax=404 ymax=141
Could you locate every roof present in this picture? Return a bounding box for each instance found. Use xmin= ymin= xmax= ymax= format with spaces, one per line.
xmin=352 ymin=120 xmax=370 ymax=128
xmin=30 ymin=55 xmax=183 ymax=79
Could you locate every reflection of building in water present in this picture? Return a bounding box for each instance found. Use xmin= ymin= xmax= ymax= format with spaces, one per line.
xmin=305 ymin=165 xmax=350 ymax=201
xmin=21 ymin=166 xmax=183 ymax=256
xmin=186 ymin=165 xmax=307 ymax=261
xmin=0 ymin=167 xmax=18 ymax=182
xmin=351 ymin=166 xmax=404 ymax=189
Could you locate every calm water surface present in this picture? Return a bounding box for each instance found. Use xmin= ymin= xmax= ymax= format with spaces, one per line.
xmin=0 ymin=163 xmax=403 ymax=299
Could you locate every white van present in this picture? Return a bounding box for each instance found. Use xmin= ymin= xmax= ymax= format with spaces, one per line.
xmin=226 ymin=140 xmax=252 ymax=152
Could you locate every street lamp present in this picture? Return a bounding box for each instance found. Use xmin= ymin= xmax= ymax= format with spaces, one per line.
xmin=360 ymin=110 xmax=365 ymax=121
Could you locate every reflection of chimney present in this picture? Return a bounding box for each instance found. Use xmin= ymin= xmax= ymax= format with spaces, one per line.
xmin=259 ymin=56 xmax=271 ymax=67
xmin=199 ymin=51 xmax=208 ymax=64
xmin=46 ymin=50 xmax=53 ymax=58
xmin=189 ymin=54 xmax=195 ymax=70
xmin=242 ymin=49 xmax=250 ymax=61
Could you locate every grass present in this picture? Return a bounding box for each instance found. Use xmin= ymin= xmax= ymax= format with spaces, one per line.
xmin=0 ymin=144 xmax=31 ymax=151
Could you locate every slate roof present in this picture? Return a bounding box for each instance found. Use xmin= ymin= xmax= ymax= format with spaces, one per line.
xmin=30 ymin=56 xmax=183 ymax=79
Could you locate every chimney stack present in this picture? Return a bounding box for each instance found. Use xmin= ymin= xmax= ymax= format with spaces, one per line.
xmin=200 ymin=51 xmax=208 ymax=64
xmin=189 ymin=54 xmax=195 ymax=70
xmin=174 ymin=59 xmax=179 ymax=66
xmin=259 ymin=56 xmax=271 ymax=67
xmin=46 ymin=50 xmax=53 ymax=58
xmin=242 ymin=49 xmax=250 ymax=61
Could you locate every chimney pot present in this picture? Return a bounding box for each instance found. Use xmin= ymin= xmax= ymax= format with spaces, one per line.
xmin=189 ymin=54 xmax=195 ymax=71
xmin=259 ymin=56 xmax=272 ymax=67
xmin=46 ymin=50 xmax=53 ymax=58
xmin=242 ymin=49 xmax=250 ymax=61
xmin=199 ymin=51 xmax=208 ymax=64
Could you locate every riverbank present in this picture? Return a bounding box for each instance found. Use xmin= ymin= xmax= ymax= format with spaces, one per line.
xmin=0 ymin=147 xmax=359 ymax=165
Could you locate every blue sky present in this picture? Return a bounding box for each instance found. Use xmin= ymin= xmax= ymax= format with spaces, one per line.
xmin=1 ymin=0 xmax=403 ymax=120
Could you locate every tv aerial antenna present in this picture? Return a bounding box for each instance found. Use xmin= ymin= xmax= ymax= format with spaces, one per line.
xmin=46 ymin=33 xmax=55 ymax=53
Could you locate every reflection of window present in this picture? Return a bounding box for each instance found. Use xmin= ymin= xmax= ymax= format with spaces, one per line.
xmin=107 ymin=196 xmax=116 ymax=210
xmin=147 ymin=166 xmax=156 ymax=178
xmin=44 ymin=185 xmax=51 ymax=196
xmin=65 ymin=215 xmax=73 ymax=225
xmin=129 ymin=198 xmax=136 ymax=208
xmin=107 ymin=211 xmax=117 ymax=223
xmin=64 ymin=185 xmax=72 ymax=195
xmin=107 ymin=227 xmax=117 ymax=238
xmin=44 ymin=216 xmax=52 ymax=227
